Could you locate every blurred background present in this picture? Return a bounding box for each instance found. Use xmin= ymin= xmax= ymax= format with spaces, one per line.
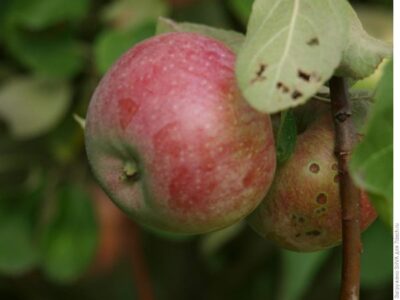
xmin=0 ymin=0 xmax=393 ymax=299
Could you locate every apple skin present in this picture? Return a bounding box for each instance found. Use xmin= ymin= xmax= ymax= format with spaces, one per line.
xmin=85 ymin=32 xmax=276 ymax=234
xmin=247 ymin=113 xmax=377 ymax=252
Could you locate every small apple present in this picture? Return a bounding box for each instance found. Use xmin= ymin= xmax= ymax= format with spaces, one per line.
xmin=247 ymin=113 xmax=376 ymax=252
xmin=85 ymin=32 xmax=276 ymax=234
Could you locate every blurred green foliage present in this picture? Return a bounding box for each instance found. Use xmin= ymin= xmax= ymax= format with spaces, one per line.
xmin=0 ymin=0 xmax=392 ymax=299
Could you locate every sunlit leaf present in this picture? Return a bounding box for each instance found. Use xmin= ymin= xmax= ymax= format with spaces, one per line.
xmin=236 ymin=0 xmax=349 ymax=113
xmin=39 ymin=184 xmax=98 ymax=283
xmin=335 ymin=1 xmax=392 ymax=80
xmin=0 ymin=77 xmax=72 ymax=140
xmin=350 ymin=60 xmax=393 ymax=226
xmin=156 ymin=17 xmax=244 ymax=53
xmin=101 ymin=0 xmax=168 ymax=30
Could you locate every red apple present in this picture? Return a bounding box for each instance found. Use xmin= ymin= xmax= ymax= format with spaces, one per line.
xmin=85 ymin=32 xmax=276 ymax=234
xmin=248 ymin=113 xmax=376 ymax=252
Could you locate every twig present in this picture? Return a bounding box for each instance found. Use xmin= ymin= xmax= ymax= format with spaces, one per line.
xmin=329 ymin=77 xmax=362 ymax=300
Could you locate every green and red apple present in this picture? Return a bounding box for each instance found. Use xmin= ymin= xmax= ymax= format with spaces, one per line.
xmin=248 ymin=112 xmax=377 ymax=252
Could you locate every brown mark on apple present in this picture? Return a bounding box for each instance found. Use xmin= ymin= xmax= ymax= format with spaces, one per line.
xmin=315 ymin=207 xmax=327 ymax=215
xmin=306 ymin=230 xmax=321 ymax=236
xmin=309 ymin=163 xmax=320 ymax=173
xmin=334 ymin=174 xmax=339 ymax=183
xmin=118 ymin=98 xmax=138 ymax=130
xmin=316 ymin=193 xmax=327 ymax=204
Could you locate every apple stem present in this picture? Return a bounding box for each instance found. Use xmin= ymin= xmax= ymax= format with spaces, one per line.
xmin=329 ymin=77 xmax=361 ymax=300
xmin=122 ymin=161 xmax=140 ymax=181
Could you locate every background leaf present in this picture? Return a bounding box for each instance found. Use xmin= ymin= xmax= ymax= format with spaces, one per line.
xmin=4 ymin=27 xmax=85 ymax=78
xmin=0 ymin=77 xmax=72 ymax=140
xmin=101 ymin=0 xmax=168 ymax=30
xmin=94 ymin=22 xmax=156 ymax=74
xmin=281 ymin=250 xmax=330 ymax=300
xmin=350 ymin=60 xmax=393 ymax=226
xmin=276 ymin=109 xmax=297 ymax=164
xmin=0 ymin=187 xmax=42 ymax=275
xmin=39 ymin=184 xmax=98 ymax=283
xmin=335 ymin=1 xmax=392 ymax=80
xmin=5 ymin=0 xmax=90 ymax=30
xmin=360 ymin=220 xmax=392 ymax=288
xmin=226 ymin=0 xmax=254 ymax=26
xmin=236 ymin=0 xmax=349 ymax=113
xmin=156 ymin=17 xmax=244 ymax=52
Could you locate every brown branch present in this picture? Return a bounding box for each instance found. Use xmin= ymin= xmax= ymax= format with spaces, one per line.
xmin=329 ymin=77 xmax=362 ymax=300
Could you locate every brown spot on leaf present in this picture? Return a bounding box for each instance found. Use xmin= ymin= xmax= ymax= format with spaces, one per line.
xmin=309 ymin=163 xmax=320 ymax=173
xmin=307 ymin=37 xmax=320 ymax=46
xmin=332 ymin=163 xmax=338 ymax=171
xmin=292 ymin=90 xmax=303 ymax=100
xmin=295 ymin=233 xmax=302 ymax=238
xmin=298 ymin=217 xmax=305 ymax=223
xmin=298 ymin=70 xmax=311 ymax=82
xmin=316 ymin=193 xmax=327 ymax=204
xmin=277 ymin=82 xmax=290 ymax=93
xmin=251 ymin=64 xmax=267 ymax=84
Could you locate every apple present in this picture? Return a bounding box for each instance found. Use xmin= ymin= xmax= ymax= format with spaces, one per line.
xmin=247 ymin=112 xmax=377 ymax=252
xmin=85 ymin=32 xmax=276 ymax=234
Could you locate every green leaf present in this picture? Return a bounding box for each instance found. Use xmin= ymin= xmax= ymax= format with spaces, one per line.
xmin=350 ymin=97 xmax=373 ymax=134
xmin=200 ymin=222 xmax=245 ymax=256
xmin=226 ymin=0 xmax=254 ymax=26
xmin=0 ymin=188 xmax=43 ymax=275
xmin=101 ymin=0 xmax=168 ymax=30
xmin=6 ymin=0 xmax=90 ymax=30
xmin=281 ymin=250 xmax=330 ymax=300
xmin=236 ymin=0 xmax=349 ymax=114
xmin=170 ymin=0 xmax=231 ymax=29
xmin=0 ymin=216 xmax=38 ymax=275
xmin=4 ymin=27 xmax=85 ymax=78
xmin=39 ymin=184 xmax=98 ymax=283
xmin=0 ymin=77 xmax=72 ymax=140
xmin=276 ymin=109 xmax=297 ymax=164
xmin=335 ymin=1 xmax=392 ymax=80
xmin=361 ymin=220 xmax=392 ymax=287
xmin=156 ymin=17 xmax=244 ymax=53
xmin=350 ymin=60 xmax=393 ymax=226
xmin=94 ymin=22 xmax=156 ymax=74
